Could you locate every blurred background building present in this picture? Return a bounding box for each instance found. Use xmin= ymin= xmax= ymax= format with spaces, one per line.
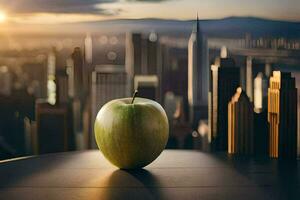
xmin=268 ymin=71 xmax=297 ymax=159
xmin=228 ymin=88 xmax=254 ymax=155
xmin=188 ymin=17 xmax=209 ymax=128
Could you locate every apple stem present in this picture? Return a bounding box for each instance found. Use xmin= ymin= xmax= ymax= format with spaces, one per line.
xmin=131 ymin=90 xmax=138 ymax=104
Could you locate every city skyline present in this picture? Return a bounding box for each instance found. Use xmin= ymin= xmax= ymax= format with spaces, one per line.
xmin=1 ymin=2 xmax=300 ymax=199
xmin=0 ymin=0 xmax=299 ymax=25
xmin=0 ymin=1 xmax=299 ymax=159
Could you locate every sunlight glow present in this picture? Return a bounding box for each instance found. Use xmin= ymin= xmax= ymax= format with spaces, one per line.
xmin=0 ymin=11 xmax=6 ymax=23
xmin=12 ymin=13 xmax=103 ymax=24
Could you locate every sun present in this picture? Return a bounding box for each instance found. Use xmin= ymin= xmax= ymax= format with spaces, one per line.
xmin=0 ymin=11 xmax=7 ymax=23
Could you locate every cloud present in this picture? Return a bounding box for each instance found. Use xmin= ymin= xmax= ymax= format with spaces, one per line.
xmin=126 ymin=0 xmax=169 ymax=1
xmin=0 ymin=0 xmax=119 ymax=15
xmin=0 ymin=0 xmax=171 ymax=16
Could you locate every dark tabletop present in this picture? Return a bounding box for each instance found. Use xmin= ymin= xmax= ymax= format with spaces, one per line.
xmin=0 ymin=150 xmax=299 ymax=200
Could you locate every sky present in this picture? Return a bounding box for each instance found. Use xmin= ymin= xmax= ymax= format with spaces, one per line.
xmin=0 ymin=0 xmax=299 ymax=24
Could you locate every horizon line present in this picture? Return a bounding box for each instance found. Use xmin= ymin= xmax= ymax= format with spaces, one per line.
xmin=2 ymin=15 xmax=300 ymax=26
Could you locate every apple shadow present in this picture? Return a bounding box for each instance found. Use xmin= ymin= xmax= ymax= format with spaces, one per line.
xmin=100 ymin=168 xmax=164 ymax=200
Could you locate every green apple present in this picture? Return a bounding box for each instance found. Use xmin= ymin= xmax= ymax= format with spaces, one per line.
xmin=94 ymin=91 xmax=169 ymax=169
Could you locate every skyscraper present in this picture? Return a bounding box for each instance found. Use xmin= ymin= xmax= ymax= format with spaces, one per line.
xmin=254 ymin=73 xmax=266 ymax=112
xmin=84 ymin=34 xmax=93 ymax=95
xmin=47 ymin=49 xmax=57 ymax=105
xmin=253 ymin=72 xmax=269 ymax=156
xmin=134 ymin=75 xmax=159 ymax=101
xmin=246 ymin=56 xmax=253 ymax=102
xmin=0 ymin=66 xmax=11 ymax=96
xmin=209 ymin=57 xmax=240 ymax=151
xmin=84 ymin=34 xmax=93 ymax=65
xmin=22 ymin=62 xmax=48 ymax=98
xmin=90 ymin=65 xmax=128 ymax=148
xmin=66 ymin=58 xmax=75 ymax=98
xmin=56 ymin=69 xmax=69 ymax=104
xmin=125 ymin=33 xmax=143 ymax=93
xmin=228 ymin=87 xmax=254 ymax=155
xmin=147 ymin=31 xmax=160 ymax=75
xmin=188 ymin=15 xmax=208 ymax=127
xmin=35 ymin=100 xmax=74 ymax=154
xmin=71 ymin=47 xmax=84 ymax=98
xmin=125 ymin=32 xmax=162 ymax=101
xmin=268 ymin=71 xmax=297 ymax=159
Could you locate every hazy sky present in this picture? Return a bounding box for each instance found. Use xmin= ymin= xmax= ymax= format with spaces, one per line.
xmin=0 ymin=0 xmax=299 ymax=24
